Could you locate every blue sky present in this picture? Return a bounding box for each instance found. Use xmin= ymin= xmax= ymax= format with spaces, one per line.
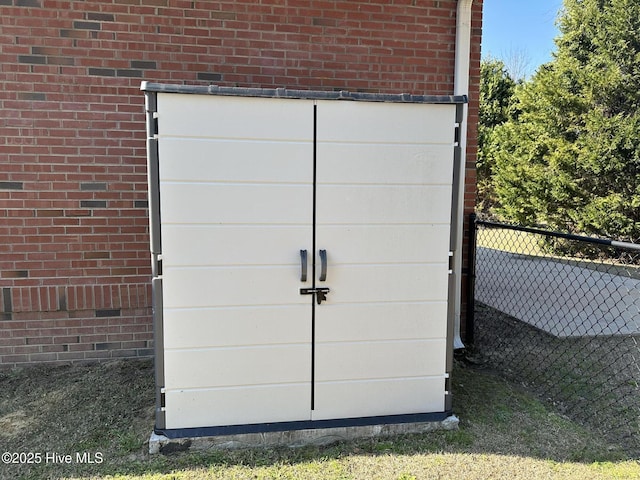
xmin=482 ymin=0 xmax=564 ymax=78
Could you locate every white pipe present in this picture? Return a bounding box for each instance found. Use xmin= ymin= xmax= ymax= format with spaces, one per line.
xmin=455 ymin=0 xmax=474 ymax=96
xmin=452 ymin=0 xmax=474 ymax=350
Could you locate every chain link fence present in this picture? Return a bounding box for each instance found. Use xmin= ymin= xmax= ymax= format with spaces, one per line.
xmin=470 ymin=216 xmax=640 ymax=454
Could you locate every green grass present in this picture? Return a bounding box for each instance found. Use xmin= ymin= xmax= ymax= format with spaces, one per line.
xmin=476 ymin=226 xmax=640 ymax=279
xmin=476 ymin=228 xmax=546 ymax=256
xmin=473 ymin=303 xmax=640 ymax=458
xmin=0 ymin=359 xmax=638 ymax=480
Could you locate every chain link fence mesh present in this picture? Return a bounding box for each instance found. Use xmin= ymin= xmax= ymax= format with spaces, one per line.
xmin=471 ymin=219 xmax=640 ymax=454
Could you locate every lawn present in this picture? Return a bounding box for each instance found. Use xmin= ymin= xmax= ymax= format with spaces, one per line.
xmin=476 ymin=225 xmax=640 ymax=279
xmin=1 ymin=358 xmax=638 ymax=480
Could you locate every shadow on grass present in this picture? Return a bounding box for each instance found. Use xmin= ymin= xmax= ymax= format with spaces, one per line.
xmin=0 ymin=356 xmax=635 ymax=480
xmin=473 ymin=303 xmax=639 ymax=456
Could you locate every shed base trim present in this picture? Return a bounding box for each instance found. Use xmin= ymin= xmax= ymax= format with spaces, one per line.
xmin=150 ymin=413 xmax=458 ymax=453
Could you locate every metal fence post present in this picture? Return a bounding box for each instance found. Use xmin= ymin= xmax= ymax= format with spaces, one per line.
xmin=465 ymin=212 xmax=476 ymax=346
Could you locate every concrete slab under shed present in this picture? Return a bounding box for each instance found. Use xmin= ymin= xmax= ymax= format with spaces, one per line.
xmin=149 ymin=415 xmax=459 ymax=454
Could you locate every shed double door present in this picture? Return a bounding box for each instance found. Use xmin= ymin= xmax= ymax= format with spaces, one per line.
xmin=156 ymin=94 xmax=456 ymax=430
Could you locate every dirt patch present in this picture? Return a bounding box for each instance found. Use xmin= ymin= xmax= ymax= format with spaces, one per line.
xmin=0 ymin=410 xmax=31 ymax=439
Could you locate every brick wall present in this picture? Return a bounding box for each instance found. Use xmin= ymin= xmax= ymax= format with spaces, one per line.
xmin=0 ymin=0 xmax=482 ymax=368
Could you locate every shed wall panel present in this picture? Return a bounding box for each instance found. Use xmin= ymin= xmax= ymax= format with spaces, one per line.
xmin=157 ymin=96 xmax=314 ymax=428
xmin=165 ymin=385 xmax=311 ymax=429
xmin=154 ymin=93 xmax=458 ymax=430
xmin=312 ymin=377 xmax=446 ymax=421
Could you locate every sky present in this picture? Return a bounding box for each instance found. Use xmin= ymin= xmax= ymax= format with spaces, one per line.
xmin=482 ymin=0 xmax=565 ymax=79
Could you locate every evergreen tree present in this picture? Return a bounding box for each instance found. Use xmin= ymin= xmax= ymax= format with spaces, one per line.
xmin=477 ymin=59 xmax=517 ymax=212
xmin=490 ymin=0 xmax=640 ymax=242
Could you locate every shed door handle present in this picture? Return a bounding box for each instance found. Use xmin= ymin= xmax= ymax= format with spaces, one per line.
xmin=319 ymin=249 xmax=327 ymax=281
xmin=300 ymin=249 xmax=308 ymax=282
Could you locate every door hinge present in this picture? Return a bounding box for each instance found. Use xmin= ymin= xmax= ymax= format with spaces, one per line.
xmin=454 ymin=103 xmax=464 ymax=145
xmin=159 ymin=387 xmax=166 ymax=409
xmin=152 ymin=254 xmax=163 ymax=277
xmin=145 ymin=92 xmax=159 ymax=135
xmin=444 ymin=373 xmax=452 ymax=410
xmin=448 ymin=251 xmax=454 ymax=274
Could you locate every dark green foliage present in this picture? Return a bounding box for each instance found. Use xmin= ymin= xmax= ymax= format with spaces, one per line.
xmin=477 ymin=59 xmax=517 ymax=212
xmin=486 ymin=0 xmax=640 ymax=242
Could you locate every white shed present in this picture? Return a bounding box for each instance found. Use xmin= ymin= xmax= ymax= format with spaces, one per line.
xmin=142 ymin=83 xmax=466 ymax=438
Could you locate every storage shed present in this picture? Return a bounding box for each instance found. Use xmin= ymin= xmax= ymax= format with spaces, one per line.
xmin=142 ymin=82 xmax=466 ymax=436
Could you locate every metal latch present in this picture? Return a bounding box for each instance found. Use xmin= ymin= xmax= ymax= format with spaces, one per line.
xmin=300 ymin=287 xmax=330 ymax=304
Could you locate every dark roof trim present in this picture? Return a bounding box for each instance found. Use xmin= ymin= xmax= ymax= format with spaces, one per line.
xmin=140 ymin=82 xmax=468 ymax=105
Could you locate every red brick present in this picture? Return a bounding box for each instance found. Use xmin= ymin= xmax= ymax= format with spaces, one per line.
xmin=0 ymin=0 xmax=482 ymax=366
